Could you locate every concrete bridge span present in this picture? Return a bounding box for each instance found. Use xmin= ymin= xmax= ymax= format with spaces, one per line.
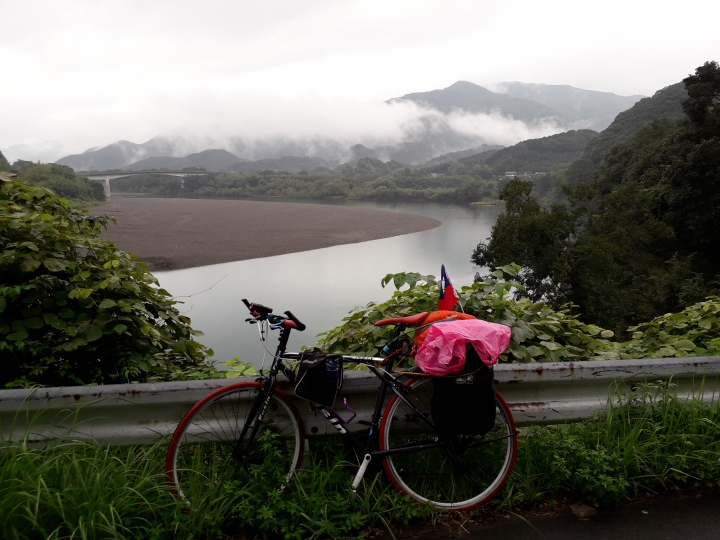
xmin=82 ymin=171 xmax=208 ymax=199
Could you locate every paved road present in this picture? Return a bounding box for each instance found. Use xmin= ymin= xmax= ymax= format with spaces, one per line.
xmin=377 ymin=490 xmax=720 ymax=540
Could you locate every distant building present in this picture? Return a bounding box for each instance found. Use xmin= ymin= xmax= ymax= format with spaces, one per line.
xmin=504 ymin=171 xmax=517 ymax=178
xmin=534 ymin=172 xmax=546 ymax=176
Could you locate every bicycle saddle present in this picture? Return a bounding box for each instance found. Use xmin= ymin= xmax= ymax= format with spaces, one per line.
xmin=374 ymin=312 xmax=428 ymax=327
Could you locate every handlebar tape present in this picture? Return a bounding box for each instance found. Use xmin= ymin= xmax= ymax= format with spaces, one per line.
xmin=284 ymin=311 xmax=306 ymax=331
xmin=241 ymin=299 xmax=273 ymax=316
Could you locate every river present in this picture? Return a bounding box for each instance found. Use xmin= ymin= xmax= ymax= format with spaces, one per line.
xmin=154 ymin=199 xmax=502 ymax=367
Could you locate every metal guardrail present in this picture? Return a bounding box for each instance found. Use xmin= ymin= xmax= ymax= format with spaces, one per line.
xmin=1 ymin=357 xmax=719 ymax=446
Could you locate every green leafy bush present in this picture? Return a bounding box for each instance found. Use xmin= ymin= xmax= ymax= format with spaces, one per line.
xmin=620 ymin=298 xmax=720 ymax=358
xmin=317 ymin=264 xmax=616 ymax=363
xmin=317 ymin=266 xmax=720 ymax=363
xmin=0 ymin=179 xmax=215 ymax=388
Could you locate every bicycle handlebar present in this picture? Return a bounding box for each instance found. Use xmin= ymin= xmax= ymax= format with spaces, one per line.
xmin=242 ymin=298 xmax=306 ymax=332
xmin=284 ymin=310 xmax=306 ymax=331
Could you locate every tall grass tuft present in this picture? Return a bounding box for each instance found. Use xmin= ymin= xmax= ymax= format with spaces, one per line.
xmin=503 ymin=381 xmax=720 ymax=508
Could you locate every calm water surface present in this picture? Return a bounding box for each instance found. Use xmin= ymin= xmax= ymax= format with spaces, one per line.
xmin=154 ymin=199 xmax=501 ymax=366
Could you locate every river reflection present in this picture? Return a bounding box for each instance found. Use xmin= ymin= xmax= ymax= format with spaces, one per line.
xmin=154 ymin=199 xmax=502 ymax=366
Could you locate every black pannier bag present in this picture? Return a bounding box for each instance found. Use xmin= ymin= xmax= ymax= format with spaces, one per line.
xmin=293 ymin=350 xmax=343 ymax=407
xmin=430 ymin=344 xmax=496 ymax=436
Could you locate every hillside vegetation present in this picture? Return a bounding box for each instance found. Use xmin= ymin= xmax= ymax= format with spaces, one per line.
xmin=109 ymin=130 xmax=601 ymax=203
xmin=2 ymin=157 xmax=104 ymax=202
xmin=474 ymin=61 xmax=720 ymax=336
xmin=482 ymin=129 xmax=598 ymax=173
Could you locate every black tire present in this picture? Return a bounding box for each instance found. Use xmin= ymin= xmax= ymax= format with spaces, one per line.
xmin=379 ymin=377 xmax=517 ymax=511
xmin=166 ymin=382 xmax=304 ymax=503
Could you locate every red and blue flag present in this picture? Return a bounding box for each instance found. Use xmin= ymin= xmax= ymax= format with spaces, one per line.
xmin=438 ymin=264 xmax=459 ymax=311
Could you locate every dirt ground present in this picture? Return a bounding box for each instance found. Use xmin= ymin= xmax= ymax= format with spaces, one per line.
xmin=371 ymin=489 xmax=720 ymax=540
xmin=87 ymin=198 xmax=440 ymax=270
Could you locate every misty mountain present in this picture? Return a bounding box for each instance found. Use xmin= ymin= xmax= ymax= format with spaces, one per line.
xmin=341 ymin=144 xmax=379 ymax=164
xmin=480 ymin=129 xmax=598 ymax=173
xmin=53 ymin=80 xmax=645 ymax=172
xmin=389 ymin=81 xmax=562 ymax=123
xmin=581 ymin=82 xmax=687 ymax=167
xmin=228 ymin=155 xmax=334 ymax=174
xmin=56 ymin=137 xmax=187 ymax=172
xmin=496 ymin=82 xmax=644 ymax=131
xmin=125 ymin=149 xmax=246 ymax=172
xmin=335 ymin=157 xmax=406 ymax=176
xmin=425 ymin=144 xmax=504 ymax=165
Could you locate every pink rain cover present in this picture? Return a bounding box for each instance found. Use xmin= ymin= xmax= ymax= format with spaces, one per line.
xmin=415 ymin=319 xmax=512 ymax=376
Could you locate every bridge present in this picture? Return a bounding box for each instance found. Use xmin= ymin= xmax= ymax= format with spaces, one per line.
xmin=82 ymin=170 xmax=208 ymax=199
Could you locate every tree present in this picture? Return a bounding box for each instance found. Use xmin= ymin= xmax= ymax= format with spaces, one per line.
xmin=473 ymin=61 xmax=720 ymax=336
xmin=657 ymin=61 xmax=720 ymax=275
xmin=0 ymin=180 xmax=214 ymax=388
xmin=472 ymin=179 xmax=576 ymax=305
xmin=0 ymin=150 xmax=10 ymax=171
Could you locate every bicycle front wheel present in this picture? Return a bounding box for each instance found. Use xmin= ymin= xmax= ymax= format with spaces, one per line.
xmin=166 ymin=382 xmax=304 ymax=503
xmin=379 ymin=377 xmax=517 ymax=511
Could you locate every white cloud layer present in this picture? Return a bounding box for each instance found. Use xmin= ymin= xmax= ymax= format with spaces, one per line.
xmin=1 ymin=0 xmax=718 ymax=161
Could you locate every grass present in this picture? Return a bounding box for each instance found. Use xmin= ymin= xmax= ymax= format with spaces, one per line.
xmin=498 ymin=381 xmax=720 ymax=510
xmin=2 ymin=383 xmax=719 ymax=539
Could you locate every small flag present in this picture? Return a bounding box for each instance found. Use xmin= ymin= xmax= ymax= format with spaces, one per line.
xmin=438 ymin=264 xmax=459 ymax=311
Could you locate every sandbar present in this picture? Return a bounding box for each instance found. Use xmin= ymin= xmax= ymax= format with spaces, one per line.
xmin=87 ymin=198 xmax=441 ymax=270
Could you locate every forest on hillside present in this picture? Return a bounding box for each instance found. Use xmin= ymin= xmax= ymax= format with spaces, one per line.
xmin=0 ymin=156 xmax=104 ymax=203
xmin=474 ymin=61 xmax=720 ymax=337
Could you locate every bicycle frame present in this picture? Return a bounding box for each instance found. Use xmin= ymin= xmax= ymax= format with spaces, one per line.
xmin=239 ymin=321 xmax=443 ymax=479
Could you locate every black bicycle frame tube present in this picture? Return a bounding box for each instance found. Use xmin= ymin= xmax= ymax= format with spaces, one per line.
xmin=232 ymin=325 xmax=292 ymax=458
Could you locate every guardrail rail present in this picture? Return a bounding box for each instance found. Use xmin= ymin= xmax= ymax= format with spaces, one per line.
xmin=1 ymin=357 xmax=719 ymax=446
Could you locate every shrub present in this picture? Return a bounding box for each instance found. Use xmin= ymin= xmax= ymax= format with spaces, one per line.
xmin=317 ymin=264 xmax=616 ymax=362
xmin=317 ymin=265 xmax=720 ymax=363
xmin=0 ymin=179 xmax=215 ymax=388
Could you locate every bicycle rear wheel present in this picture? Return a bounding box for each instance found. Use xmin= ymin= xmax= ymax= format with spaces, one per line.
xmin=166 ymin=382 xmax=304 ymax=503
xmin=379 ymin=377 xmax=517 ymax=511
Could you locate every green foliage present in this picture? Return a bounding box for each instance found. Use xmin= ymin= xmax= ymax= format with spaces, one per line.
xmin=109 ymin=173 xmax=184 ymax=196
xmin=317 ymin=268 xmax=720 ymax=362
xmin=620 ymin=298 xmax=720 ymax=359
xmin=0 ymin=440 xmax=237 ymax=540
xmin=581 ymin=82 xmax=688 ymax=170
xmin=223 ymin=356 xmax=258 ymax=378
xmin=225 ymin=438 xmax=432 ymax=539
xmin=111 ymin=169 xmax=501 ymax=203
xmin=472 ymin=179 xmax=576 ymax=305
xmin=0 ymin=436 xmax=430 ymax=540
xmin=481 ymin=129 xmax=598 ymax=174
xmin=0 ymin=149 xmax=10 ymax=171
xmin=474 ymin=61 xmax=720 ymax=336
xmin=317 ymin=265 xmax=616 ymax=363
xmin=3 ymin=390 xmax=720 ymax=538
xmin=18 ymin=163 xmax=105 ymax=202
xmin=0 ymin=180 xmax=215 ymax=388
xmin=505 ymin=385 xmax=720 ymax=509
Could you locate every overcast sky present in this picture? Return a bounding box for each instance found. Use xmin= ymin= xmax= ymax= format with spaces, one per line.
xmin=1 ymin=0 xmax=718 ymax=161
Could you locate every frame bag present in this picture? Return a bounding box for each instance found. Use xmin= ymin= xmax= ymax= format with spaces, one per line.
xmin=431 ymin=344 xmax=496 ymax=436
xmin=294 ymin=350 xmax=343 ymax=407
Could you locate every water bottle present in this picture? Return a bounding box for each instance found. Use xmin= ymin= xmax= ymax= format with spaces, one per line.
xmin=324 ymin=357 xmax=340 ymax=381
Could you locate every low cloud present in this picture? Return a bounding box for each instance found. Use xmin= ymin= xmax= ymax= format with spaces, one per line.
xmin=2 ymin=91 xmax=566 ymax=165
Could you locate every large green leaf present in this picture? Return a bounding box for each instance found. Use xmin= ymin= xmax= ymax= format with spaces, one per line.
xmin=20 ymin=258 xmax=41 ymax=272
xmin=43 ymin=258 xmax=67 ymax=272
